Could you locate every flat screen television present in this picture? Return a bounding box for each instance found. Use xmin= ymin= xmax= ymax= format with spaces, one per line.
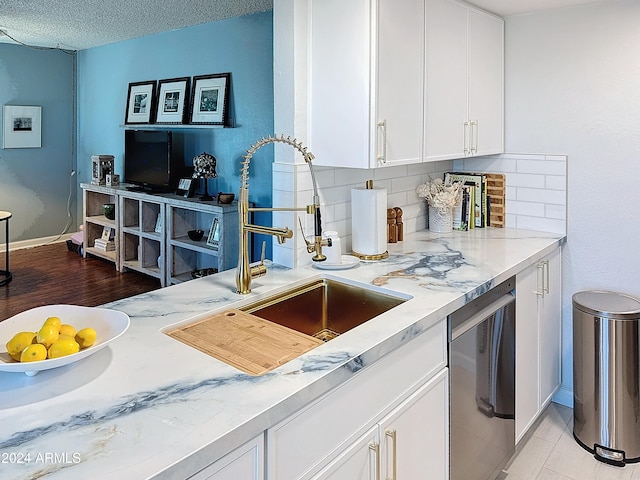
xmin=124 ymin=130 xmax=183 ymax=193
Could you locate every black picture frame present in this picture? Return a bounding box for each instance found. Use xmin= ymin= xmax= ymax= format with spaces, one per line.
xmin=190 ymin=73 xmax=230 ymax=125
xmin=155 ymin=77 xmax=190 ymax=124
xmin=125 ymin=80 xmax=157 ymax=125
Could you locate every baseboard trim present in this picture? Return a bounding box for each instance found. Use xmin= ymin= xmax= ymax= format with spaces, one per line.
xmin=552 ymin=386 xmax=573 ymax=408
xmin=0 ymin=234 xmax=73 ymax=253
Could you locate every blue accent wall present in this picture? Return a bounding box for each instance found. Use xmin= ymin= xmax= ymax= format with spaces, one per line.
xmin=0 ymin=44 xmax=75 ymax=242
xmin=77 ymin=11 xmax=274 ymax=259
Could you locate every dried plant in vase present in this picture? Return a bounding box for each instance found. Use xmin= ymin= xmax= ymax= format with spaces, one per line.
xmin=416 ymin=177 xmax=462 ymax=233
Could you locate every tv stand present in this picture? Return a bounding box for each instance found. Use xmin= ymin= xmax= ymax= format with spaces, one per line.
xmin=81 ymin=183 xmax=239 ymax=287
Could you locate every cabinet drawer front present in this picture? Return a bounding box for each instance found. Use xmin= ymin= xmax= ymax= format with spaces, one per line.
xmin=268 ymin=320 xmax=446 ymax=480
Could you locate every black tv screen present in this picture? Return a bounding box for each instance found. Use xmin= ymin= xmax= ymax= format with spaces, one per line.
xmin=124 ymin=130 xmax=183 ymax=192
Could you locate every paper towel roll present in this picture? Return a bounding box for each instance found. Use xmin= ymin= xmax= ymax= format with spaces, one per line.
xmin=351 ymin=185 xmax=388 ymax=258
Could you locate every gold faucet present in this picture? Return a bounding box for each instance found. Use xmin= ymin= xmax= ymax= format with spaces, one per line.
xmin=235 ymin=135 xmax=330 ymax=294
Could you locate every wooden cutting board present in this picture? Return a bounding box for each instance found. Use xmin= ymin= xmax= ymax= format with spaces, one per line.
xmin=167 ymin=309 xmax=323 ymax=376
xmin=485 ymin=173 xmax=506 ymax=228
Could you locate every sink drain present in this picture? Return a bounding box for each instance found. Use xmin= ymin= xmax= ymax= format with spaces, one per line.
xmin=313 ymin=329 xmax=340 ymax=342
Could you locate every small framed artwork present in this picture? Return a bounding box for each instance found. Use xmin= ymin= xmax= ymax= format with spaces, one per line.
xmin=155 ymin=77 xmax=190 ymax=124
xmin=101 ymin=226 xmax=114 ymax=241
xmin=125 ymin=80 xmax=157 ymax=124
xmin=2 ymin=105 xmax=42 ymax=148
xmin=175 ymin=178 xmax=195 ymax=198
xmin=190 ymin=73 xmax=230 ymax=125
xmin=207 ymin=217 xmax=220 ymax=250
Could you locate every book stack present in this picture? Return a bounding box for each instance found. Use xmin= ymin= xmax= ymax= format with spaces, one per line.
xmin=94 ymin=238 xmax=115 ymax=251
xmin=446 ymin=172 xmax=503 ymax=231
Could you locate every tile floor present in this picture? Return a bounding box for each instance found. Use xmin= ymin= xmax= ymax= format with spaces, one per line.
xmin=503 ymin=402 xmax=640 ymax=479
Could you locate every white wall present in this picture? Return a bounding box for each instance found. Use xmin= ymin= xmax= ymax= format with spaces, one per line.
xmin=505 ymin=0 xmax=640 ymax=405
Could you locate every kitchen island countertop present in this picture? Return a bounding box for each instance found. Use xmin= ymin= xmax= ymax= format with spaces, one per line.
xmin=0 ymin=227 xmax=564 ymax=479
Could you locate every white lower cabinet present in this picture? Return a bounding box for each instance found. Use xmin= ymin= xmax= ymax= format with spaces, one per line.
xmin=267 ymin=320 xmax=448 ymax=480
xmin=311 ymin=370 xmax=448 ymax=480
xmin=515 ymin=247 xmax=562 ymax=442
xmin=188 ymin=435 xmax=264 ymax=480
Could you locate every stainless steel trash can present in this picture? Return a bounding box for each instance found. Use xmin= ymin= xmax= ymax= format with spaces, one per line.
xmin=573 ymin=290 xmax=640 ymax=466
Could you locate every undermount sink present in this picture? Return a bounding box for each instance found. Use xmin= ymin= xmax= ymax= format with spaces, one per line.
xmin=239 ymin=277 xmax=409 ymax=342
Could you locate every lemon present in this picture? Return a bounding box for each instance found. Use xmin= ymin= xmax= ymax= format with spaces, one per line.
xmin=6 ymin=331 xmax=37 ymax=361
xmin=36 ymin=324 xmax=59 ymax=348
xmin=59 ymin=324 xmax=77 ymax=337
xmin=43 ymin=316 xmax=62 ymax=332
xmin=20 ymin=344 xmax=47 ymax=362
xmin=47 ymin=337 xmax=80 ymax=359
xmin=75 ymin=328 xmax=97 ymax=349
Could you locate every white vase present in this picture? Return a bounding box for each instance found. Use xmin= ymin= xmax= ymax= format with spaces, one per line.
xmin=429 ymin=207 xmax=453 ymax=233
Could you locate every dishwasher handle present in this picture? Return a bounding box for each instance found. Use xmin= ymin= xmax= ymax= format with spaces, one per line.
xmin=450 ymin=293 xmax=515 ymax=341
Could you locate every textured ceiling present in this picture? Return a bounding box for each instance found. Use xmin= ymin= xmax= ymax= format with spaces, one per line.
xmin=0 ymin=0 xmax=273 ymax=51
xmin=0 ymin=0 xmax=602 ymax=52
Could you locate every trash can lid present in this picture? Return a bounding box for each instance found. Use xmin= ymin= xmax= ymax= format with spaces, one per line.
xmin=573 ymin=290 xmax=640 ymax=319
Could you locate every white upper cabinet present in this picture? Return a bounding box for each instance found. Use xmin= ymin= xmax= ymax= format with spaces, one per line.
xmin=425 ymin=0 xmax=504 ymax=161
xmin=308 ymin=0 xmax=424 ymax=168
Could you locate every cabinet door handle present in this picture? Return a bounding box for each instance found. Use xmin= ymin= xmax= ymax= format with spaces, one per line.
xmin=542 ymin=260 xmax=550 ymax=294
xmin=385 ymin=429 xmax=397 ymax=480
xmin=377 ymin=120 xmax=387 ymax=165
xmin=535 ymin=262 xmax=545 ymax=297
xmin=369 ymin=443 xmax=381 ymax=480
xmin=463 ymin=121 xmax=471 ymax=155
xmin=470 ymin=120 xmax=478 ymax=154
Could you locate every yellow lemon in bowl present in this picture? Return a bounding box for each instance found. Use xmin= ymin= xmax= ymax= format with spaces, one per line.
xmin=75 ymin=328 xmax=97 ymax=349
xmin=20 ymin=344 xmax=48 ymax=362
xmin=6 ymin=331 xmax=37 ymax=361
xmin=48 ymin=337 xmax=80 ymax=359
xmin=36 ymin=324 xmax=59 ymax=348
xmin=43 ymin=316 xmax=62 ymax=332
xmin=59 ymin=324 xmax=77 ymax=337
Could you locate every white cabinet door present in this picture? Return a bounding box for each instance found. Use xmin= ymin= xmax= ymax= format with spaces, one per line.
xmin=311 ymin=427 xmax=379 ymax=480
xmin=538 ymin=248 xmax=562 ymax=406
xmin=515 ymin=247 xmax=562 ymax=442
xmin=309 ymin=0 xmax=424 ymax=168
xmin=425 ymin=0 xmax=468 ymax=161
xmin=515 ymin=262 xmax=541 ymax=442
xmin=375 ymin=0 xmax=424 ymax=167
xmin=379 ymin=369 xmax=449 ymax=480
xmin=188 ymin=435 xmax=264 ymax=480
xmin=467 ymin=7 xmax=504 ymax=156
xmin=425 ymin=0 xmax=503 ymax=161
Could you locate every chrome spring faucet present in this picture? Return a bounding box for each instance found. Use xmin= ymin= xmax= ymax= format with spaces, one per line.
xmin=235 ymin=135 xmax=330 ymax=294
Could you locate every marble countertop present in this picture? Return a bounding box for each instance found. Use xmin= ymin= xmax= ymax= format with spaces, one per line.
xmin=0 ymin=228 xmax=564 ymax=480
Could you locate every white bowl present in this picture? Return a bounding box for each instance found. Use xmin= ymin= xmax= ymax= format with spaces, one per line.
xmin=0 ymin=304 xmax=130 ymax=376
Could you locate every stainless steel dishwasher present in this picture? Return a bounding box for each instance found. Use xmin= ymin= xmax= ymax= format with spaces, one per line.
xmin=449 ymin=277 xmax=516 ymax=480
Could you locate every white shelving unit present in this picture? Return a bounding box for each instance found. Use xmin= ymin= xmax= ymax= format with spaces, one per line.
xmin=82 ymin=185 xmax=119 ymax=268
xmin=81 ymin=184 xmax=239 ymax=287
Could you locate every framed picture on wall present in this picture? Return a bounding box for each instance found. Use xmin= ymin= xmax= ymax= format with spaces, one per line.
xmin=2 ymin=105 xmax=42 ymax=148
xmin=155 ymin=77 xmax=190 ymax=124
xmin=190 ymin=73 xmax=230 ymax=125
xmin=125 ymin=80 xmax=157 ymax=124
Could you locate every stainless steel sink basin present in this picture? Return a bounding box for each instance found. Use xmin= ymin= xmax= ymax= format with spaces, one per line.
xmin=239 ymin=277 xmax=408 ymax=342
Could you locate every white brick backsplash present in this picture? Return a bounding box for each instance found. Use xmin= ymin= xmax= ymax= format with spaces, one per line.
xmin=517 ymin=187 xmax=566 ymax=205
xmin=509 ymin=200 xmax=546 ymax=217
xmin=545 ymin=175 xmax=567 ymax=191
xmin=272 ymin=153 xmax=566 ymax=267
xmin=545 ymin=204 xmax=567 ymax=220
xmin=517 ymin=159 xmax=566 ymax=175
xmin=508 ymin=172 xmax=546 ymax=188
xmin=456 ymin=152 xmax=567 ymax=236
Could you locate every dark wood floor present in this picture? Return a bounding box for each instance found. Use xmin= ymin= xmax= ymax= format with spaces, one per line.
xmin=0 ymin=242 xmax=161 ymax=322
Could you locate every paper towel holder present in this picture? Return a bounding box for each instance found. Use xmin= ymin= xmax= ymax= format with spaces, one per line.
xmin=351 ymin=180 xmax=389 ymax=261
